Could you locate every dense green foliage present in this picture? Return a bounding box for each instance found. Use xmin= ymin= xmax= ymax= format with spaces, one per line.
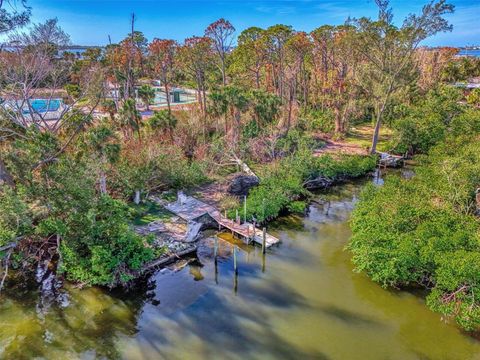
xmin=390 ymin=85 xmax=465 ymax=154
xmin=137 ymin=84 xmax=156 ymax=110
xmin=441 ymin=56 xmax=480 ymax=82
xmin=349 ymin=133 xmax=480 ymax=330
xmin=0 ymin=121 xmax=204 ymax=286
xmin=58 ymin=196 xmax=154 ymax=286
xmin=237 ymin=149 xmax=376 ymax=222
xmin=298 ymin=109 xmax=335 ymax=133
xmin=0 ymin=188 xmax=31 ymax=247
xmin=1 ymin=0 xmax=478 ymax=305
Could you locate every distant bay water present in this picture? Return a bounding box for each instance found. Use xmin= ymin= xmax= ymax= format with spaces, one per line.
xmin=458 ymin=49 xmax=480 ymax=57
xmin=3 ymin=45 xmax=479 ymax=57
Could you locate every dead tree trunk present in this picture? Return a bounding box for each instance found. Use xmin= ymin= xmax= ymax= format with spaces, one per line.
xmin=0 ymin=159 xmax=13 ymax=187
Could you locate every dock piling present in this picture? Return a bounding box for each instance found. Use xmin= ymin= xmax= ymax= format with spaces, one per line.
xmin=262 ymin=252 xmax=266 ymax=273
xmin=262 ymin=227 xmax=266 ymax=254
xmin=233 ymin=245 xmax=238 ymax=274
xmin=244 ymin=195 xmax=247 ymax=223
xmin=234 ymin=269 xmax=238 ymax=294
xmin=164 ymin=193 xmax=278 ymax=248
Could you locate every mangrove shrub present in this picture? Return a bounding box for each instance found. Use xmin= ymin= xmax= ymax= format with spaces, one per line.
xmin=349 ymin=135 xmax=480 ymax=330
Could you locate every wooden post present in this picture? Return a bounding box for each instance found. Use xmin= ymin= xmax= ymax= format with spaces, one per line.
xmin=224 ymin=210 xmax=227 ymax=219
xmin=236 ymin=209 xmax=239 ymax=224
xmin=244 ymin=195 xmax=247 ymax=223
xmin=234 ymin=267 xmax=238 ymax=294
xmin=262 ymin=227 xmax=266 ymax=254
xmin=233 ymin=245 xmax=238 ymax=274
xmin=214 ymin=237 xmax=218 ymax=259
xmin=262 ymin=251 xmax=266 ymax=273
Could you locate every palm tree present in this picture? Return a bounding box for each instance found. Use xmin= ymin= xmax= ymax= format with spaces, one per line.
xmin=147 ymin=110 xmax=177 ymax=141
xmin=85 ymin=124 xmax=120 ymax=194
xmin=101 ymin=99 xmax=117 ymax=122
xmin=118 ymin=98 xmax=142 ymax=139
xmin=249 ymin=89 xmax=281 ymax=127
xmin=208 ymin=90 xmax=228 ymax=133
xmin=224 ymin=86 xmax=249 ymax=147
xmin=137 ymin=85 xmax=155 ymax=111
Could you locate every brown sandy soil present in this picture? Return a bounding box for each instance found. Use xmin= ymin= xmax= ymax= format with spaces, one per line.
xmin=192 ymin=172 xmax=240 ymax=208
xmin=313 ymin=137 xmax=368 ymax=156
xmin=313 ymin=125 xmax=392 ymax=156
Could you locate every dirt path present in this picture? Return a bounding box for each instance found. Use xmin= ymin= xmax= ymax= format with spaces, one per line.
xmin=313 ymin=137 xmax=368 ymax=156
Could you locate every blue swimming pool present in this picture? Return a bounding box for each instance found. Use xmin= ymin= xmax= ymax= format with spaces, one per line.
xmin=22 ymin=99 xmax=62 ymax=114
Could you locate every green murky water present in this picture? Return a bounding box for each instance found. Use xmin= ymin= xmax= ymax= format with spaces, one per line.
xmin=2 ymin=180 xmax=480 ymax=359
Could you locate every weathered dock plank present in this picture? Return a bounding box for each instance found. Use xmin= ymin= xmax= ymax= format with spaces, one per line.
xmin=164 ymin=193 xmax=280 ymax=248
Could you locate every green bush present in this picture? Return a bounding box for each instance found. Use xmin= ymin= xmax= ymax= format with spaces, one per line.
xmin=311 ymin=154 xmax=377 ymax=180
xmin=391 ymin=86 xmax=466 ymax=155
xmin=298 ymin=108 xmax=335 ymax=133
xmin=274 ymin=129 xmax=317 ymax=157
xmin=0 ymin=188 xmax=31 ymax=247
xmin=59 ymin=195 xmax=155 ymax=286
xmin=237 ymin=150 xmax=376 ymax=223
xmin=242 ymin=119 xmax=260 ymax=139
xmin=349 ymin=136 xmax=480 ymax=330
xmin=64 ymin=83 xmax=81 ymax=99
xmin=4 ymin=138 xmax=156 ymax=287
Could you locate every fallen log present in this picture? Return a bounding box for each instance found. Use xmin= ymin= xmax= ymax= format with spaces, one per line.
xmin=378 ymin=152 xmax=404 ymax=168
xmin=137 ymin=245 xmax=198 ymax=276
xmin=231 ymin=153 xmax=258 ymax=178
xmin=303 ymin=175 xmax=334 ymax=190
xmin=0 ymin=242 xmax=17 ymax=252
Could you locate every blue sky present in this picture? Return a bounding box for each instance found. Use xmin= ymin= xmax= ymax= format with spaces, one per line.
xmin=26 ymin=0 xmax=480 ymax=46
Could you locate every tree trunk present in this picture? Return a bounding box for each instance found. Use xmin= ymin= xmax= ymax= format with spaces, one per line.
xmin=165 ymin=83 xmax=171 ymax=114
xmin=222 ymin=59 xmax=226 ymax=86
xmin=195 ymin=73 xmax=203 ymax=114
xmin=231 ymin=154 xmax=258 ymax=178
xmin=234 ymin=109 xmax=241 ymax=149
xmin=202 ymin=85 xmax=207 ymax=115
xmin=334 ymin=107 xmax=342 ymax=135
xmin=0 ymin=159 xmax=13 ymax=187
xmin=286 ymin=82 xmax=294 ymax=131
xmin=371 ymin=96 xmax=389 ymax=154
xmin=99 ymin=171 xmax=107 ymax=195
xmin=370 ymin=111 xmax=382 ymax=154
xmin=134 ymin=189 xmax=141 ymax=205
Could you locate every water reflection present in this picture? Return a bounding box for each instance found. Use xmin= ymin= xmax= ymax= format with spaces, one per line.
xmin=2 ymin=176 xmax=480 ymax=359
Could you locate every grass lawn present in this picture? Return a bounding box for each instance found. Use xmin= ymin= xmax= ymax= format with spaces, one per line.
xmin=344 ymin=124 xmax=393 ymax=152
xmin=130 ymin=201 xmax=174 ymax=226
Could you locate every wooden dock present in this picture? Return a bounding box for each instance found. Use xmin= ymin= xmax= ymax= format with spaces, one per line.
xmin=165 ymin=193 xmax=280 ymax=248
xmin=214 ymin=216 xmax=279 ymax=248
